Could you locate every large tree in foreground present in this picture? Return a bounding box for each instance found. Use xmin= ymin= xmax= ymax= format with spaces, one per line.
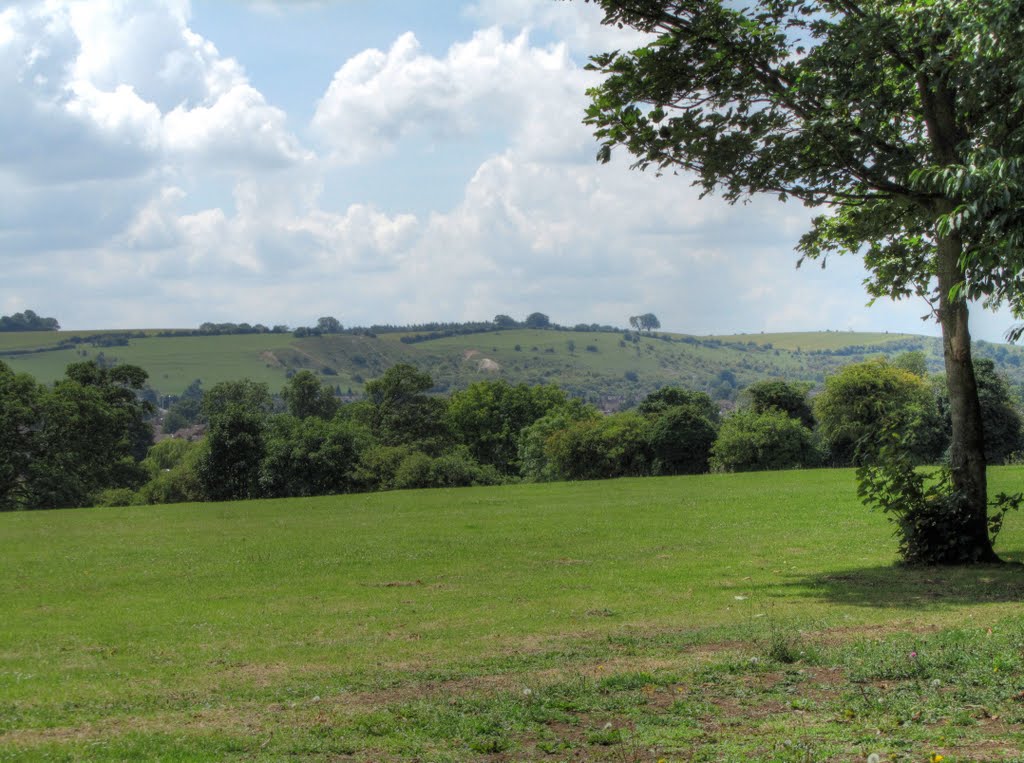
xmin=582 ymin=0 xmax=1024 ymax=562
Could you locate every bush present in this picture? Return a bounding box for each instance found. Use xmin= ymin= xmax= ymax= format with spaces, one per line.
xmin=815 ymin=358 xmax=945 ymax=466
xmin=391 ymin=448 xmax=504 ymax=491
xmin=710 ymin=409 xmax=818 ymax=473
xmin=646 ymin=405 xmax=718 ymax=475
xmin=857 ymin=429 xmax=1021 ymax=564
xmin=93 ymin=487 xmax=139 ymax=507
xmin=544 ymin=411 xmax=651 ymax=481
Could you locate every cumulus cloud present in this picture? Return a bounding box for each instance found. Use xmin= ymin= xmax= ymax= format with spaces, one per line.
xmin=311 ymin=26 xmax=592 ymax=164
xmin=0 ymin=0 xmax=308 ymax=186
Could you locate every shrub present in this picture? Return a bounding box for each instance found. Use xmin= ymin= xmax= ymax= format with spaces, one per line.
xmin=815 ymin=359 xmax=945 ymax=466
xmin=646 ymin=405 xmax=718 ymax=475
xmin=93 ymin=487 xmax=139 ymax=507
xmin=857 ymin=429 xmax=1022 ymax=564
xmin=710 ymin=409 xmax=818 ymax=473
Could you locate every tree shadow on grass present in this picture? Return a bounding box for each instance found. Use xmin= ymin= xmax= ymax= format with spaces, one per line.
xmin=781 ymin=550 xmax=1024 ymax=610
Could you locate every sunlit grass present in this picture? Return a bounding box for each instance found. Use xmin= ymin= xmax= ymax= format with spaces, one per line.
xmin=2 ymin=468 xmax=1024 ymax=758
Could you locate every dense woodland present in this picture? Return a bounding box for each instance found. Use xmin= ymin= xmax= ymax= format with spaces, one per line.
xmin=3 ymin=346 xmax=1021 ymax=512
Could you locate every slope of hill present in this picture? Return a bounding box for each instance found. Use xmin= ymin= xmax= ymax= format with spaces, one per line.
xmin=2 ymin=326 xmax=1022 ymax=404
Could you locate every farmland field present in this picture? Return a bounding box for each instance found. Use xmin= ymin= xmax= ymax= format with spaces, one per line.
xmin=0 ymin=327 xmax=982 ymax=402
xmin=3 ymin=469 xmax=1024 ymax=760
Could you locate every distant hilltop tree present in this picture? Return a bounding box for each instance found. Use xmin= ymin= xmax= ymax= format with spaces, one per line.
xmin=0 ymin=310 xmax=59 ymax=332
xmin=628 ymin=313 xmax=661 ymax=334
xmin=316 ymin=316 xmax=343 ymax=334
xmin=525 ymin=312 xmax=551 ymax=329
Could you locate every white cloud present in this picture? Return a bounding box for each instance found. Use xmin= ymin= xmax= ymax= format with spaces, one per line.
xmin=464 ymin=0 xmax=652 ymax=56
xmin=0 ymin=0 xmax=308 ymax=186
xmin=311 ymin=26 xmax=591 ymax=165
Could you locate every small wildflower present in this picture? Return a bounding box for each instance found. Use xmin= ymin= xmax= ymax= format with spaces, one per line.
xmin=867 ymin=755 xmax=881 ymax=763
xmin=930 ymin=754 xmax=944 ymax=763
xmin=522 ymin=688 xmax=532 ymax=697
xmin=909 ymin=651 xmax=917 ymax=659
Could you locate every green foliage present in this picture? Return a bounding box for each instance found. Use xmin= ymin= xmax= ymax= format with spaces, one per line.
xmin=743 ymin=379 xmax=814 ymax=428
xmin=815 ymin=359 xmax=945 ymax=466
xmin=857 ymin=429 xmax=1022 ymax=564
xmin=710 ymin=409 xmax=818 ymax=473
xmin=892 ymin=350 xmax=929 ymax=378
xmin=353 ymin=444 xmax=414 ymax=491
xmin=392 ymin=447 xmax=503 ymax=491
xmin=447 ymin=380 xmax=568 ymax=474
xmin=196 ymin=380 xmax=272 ymax=501
xmin=281 ymin=369 xmax=339 ymax=420
xmin=637 ymin=386 xmax=719 ymax=423
xmin=643 ymin=401 xmax=718 ymax=476
xmin=518 ymin=400 xmax=600 ymax=482
xmin=161 ymin=396 xmax=202 ymax=433
xmin=259 ymin=415 xmax=368 ymax=498
xmin=937 ymin=358 xmax=1023 ymax=465
xmin=134 ymin=439 xmax=205 ymax=505
xmin=544 ymin=411 xmax=651 ymax=481
xmin=362 ymin=364 xmax=451 ymax=454
xmin=0 ymin=362 xmax=44 ymax=510
xmin=9 ymin=361 xmax=154 ymax=509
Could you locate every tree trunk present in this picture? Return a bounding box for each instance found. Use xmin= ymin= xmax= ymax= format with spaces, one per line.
xmin=935 ymin=228 xmax=1000 ymax=563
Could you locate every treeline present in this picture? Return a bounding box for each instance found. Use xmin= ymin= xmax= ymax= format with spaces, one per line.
xmin=4 ymin=350 xmax=1021 ymax=511
xmin=0 ymin=310 xmax=59 ymax=332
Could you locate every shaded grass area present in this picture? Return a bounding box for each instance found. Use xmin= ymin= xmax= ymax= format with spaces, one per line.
xmin=2 ymin=469 xmax=1024 ymax=760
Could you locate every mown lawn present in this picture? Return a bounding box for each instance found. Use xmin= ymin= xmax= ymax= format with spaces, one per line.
xmin=2 ymin=469 xmax=1024 ymax=761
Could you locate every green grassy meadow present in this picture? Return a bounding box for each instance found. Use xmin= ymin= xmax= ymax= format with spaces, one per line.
xmin=4 ymin=469 xmax=1024 ymax=760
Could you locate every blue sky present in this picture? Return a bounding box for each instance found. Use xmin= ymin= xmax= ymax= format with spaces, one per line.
xmin=0 ymin=0 xmax=1016 ymax=341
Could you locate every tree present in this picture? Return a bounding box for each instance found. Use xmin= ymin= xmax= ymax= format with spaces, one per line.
xmin=493 ymin=314 xmax=518 ymax=329
xmin=583 ymin=0 xmax=1024 ymax=562
xmin=892 ymin=351 xmax=930 ymax=379
xmin=814 ymin=359 xmax=946 ymax=467
xmin=645 ymin=405 xmax=718 ymax=475
xmin=316 ymin=316 xmax=343 ymax=334
xmin=196 ymin=381 xmax=273 ymax=501
xmin=24 ymin=362 xmax=153 ymax=509
xmin=525 ymin=312 xmax=551 ymax=329
xmin=544 ymin=411 xmax=651 ymax=481
xmin=447 ymin=381 xmax=569 ymax=474
xmin=638 ymin=313 xmax=660 ymax=333
xmin=638 ymin=387 xmax=719 ymax=423
xmin=937 ymin=359 xmax=1023 ymax=465
xmin=260 ymin=416 xmax=368 ymax=498
xmin=0 ymin=362 xmax=44 ymax=510
xmin=361 ymin=364 xmax=450 ymax=454
xmin=744 ymin=380 xmax=815 ymax=429
xmin=710 ymin=409 xmax=819 ymax=473
xmin=281 ymin=370 xmax=339 ymax=420
xmin=0 ymin=309 xmax=60 ymax=331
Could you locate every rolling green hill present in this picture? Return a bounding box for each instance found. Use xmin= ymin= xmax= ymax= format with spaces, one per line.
xmin=3 ymin=326 xmax=1023 ymax=404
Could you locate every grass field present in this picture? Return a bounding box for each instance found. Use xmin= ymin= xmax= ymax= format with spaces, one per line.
xmin=3 ymin=469 xmax=1024 ymax=760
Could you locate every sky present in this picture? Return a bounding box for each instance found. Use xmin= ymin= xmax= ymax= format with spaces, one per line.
xmin=0 ymin=0 xmax=1016 ymax=341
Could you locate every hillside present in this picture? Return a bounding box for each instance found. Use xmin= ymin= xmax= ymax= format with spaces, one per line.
xmin=3 ymin=326 xmax=1023 ymax=404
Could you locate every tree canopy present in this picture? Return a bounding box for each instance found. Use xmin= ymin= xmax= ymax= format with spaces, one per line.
xmin=582 ymin=0 xmax=1024 ymax=562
